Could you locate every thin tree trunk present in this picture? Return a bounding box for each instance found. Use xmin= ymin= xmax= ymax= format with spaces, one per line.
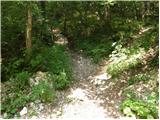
xmin=26 ymin=6 xmax=32 ymax=61
xmin=40 ymin=1 xmax=46 ymax=42
xmin=133 ymin=2 xmax=138 ymax=20
xmin=63 ymin=14 xmax=67 ymax=35
xmin=104 ymin=4 xmax=111 ymax=31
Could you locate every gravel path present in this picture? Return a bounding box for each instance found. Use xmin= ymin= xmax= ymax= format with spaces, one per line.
xmin=19 ymin=51 xmax=126 ymax=119
xmin=19 ymin=29 xmax=127 ymax=119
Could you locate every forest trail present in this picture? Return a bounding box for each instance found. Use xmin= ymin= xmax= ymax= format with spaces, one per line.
xmin=13 ymin=26 xmax=157 ymax=119
xmin=22 ymin=29 xmax=128 ymax=119
xmin=2 ymin=2 xmax=158 ymax=119
xmin=24 ymin=50 xmax=126 ymax=119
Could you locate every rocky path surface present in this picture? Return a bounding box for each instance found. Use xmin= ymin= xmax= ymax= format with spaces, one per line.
xmin=20 ymin=51 xmax=125 ymax=119
xmin=18 ymin=28 xmax=128 ymax=119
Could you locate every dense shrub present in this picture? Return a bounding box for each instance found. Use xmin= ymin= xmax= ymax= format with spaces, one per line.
xmin=128 ymin=73 xmax=151 ymax=85
xmin=1 ymin=44 xmax=72 ymax=118
xmin=1 ymin=91 xmax=30 ymax=118
xmin=121 ymin=70 xmax=159 ymax=119
xmin=30 ymin=45 xmax=72 ymax=80
xmin=30 ymin=81 xmax=56 ymax=103
xmin=9 ymin=71 xmax=30 ymax=90
xmin=121 ymin=97 xmax=158 ymax=119
xmin=2 ymin=58 xmax=25 ymax=82
xmin=75 ymin=35 xmax=113 ymax=63
xmin=52 ymin=71 xmax=70 ymax=90
xmin=106 ymin=45 xmax=145 ymax=77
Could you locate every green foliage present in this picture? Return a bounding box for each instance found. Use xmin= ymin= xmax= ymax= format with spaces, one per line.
xmin=88 ymin=43 xmax=113 ymax=63
xmin=112 ymin=18 xmax=144 ymax=34
xmin=123 ymin=90 xmax=136 ymax=99
xmin=121 ymin=98 xmax=158 ymax=119
xmin=121 ymin=68 xmax=159 ymax=119
xmin=148 ymin=52 xmax=159 ymax=67
xmin=1 ymin=1 xmax=40 ymax=59
xmin=1 ymin=77 xmax=56 ymax=118
xmin=1 ymin=45 xmax=72 ymax=118
xmin=106 ymin=45 xmax=145 ymax=77
xmin=31 ymin=81 xmax=55 ymax=103
xmin=30 ymin=45 xmax=72 ymax=80
xmin=1 ymin=91 xmax=30 ymax=118
xmin=128 ymin=73 xmax=151 ymax=85
xmin=132 ymin=27 xmax=158 ymax=51
xmin=2 ymin=58 xmax=24 ymax=81
xmin=147 ymin=92 xmax=159 ymax=104
xmin=76 ymin=35 xmax=113 ymax=63
xmin=52 ymin=71 xmax=70 ymax=90
xmin=10 ymin=71 xmax=30 ymax=90
xmin=106 ymin=21 xmax=158 ymax=78
xmin=1 ymin=1 xmax=158 ymax=119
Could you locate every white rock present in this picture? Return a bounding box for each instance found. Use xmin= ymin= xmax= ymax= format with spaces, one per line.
xmin=137 ymin=87 xmax=142 ymax=92
xmin=110 ymin=100 xmax=114 ymax=104
xmin=20 ymin=107 xmax=27 ymax=116
xmin=39 ymin=104 xmax=44 ymax=111
xmin=105 ymin=86 xmax=109 ymax=89
xmin=106 ymin=97 xmax=109 ymax=101
xmin=118 ymin=90 xmax=122 ymax=96
xmin=30 ymin=102 xmax=34 ymax=107
xmin=95 ymin=73 xmax=111 ymax=80
xmin=99 ymin=87 xmax=105 ymax=91
xmin=108 ymin=82 xmax=114 ymax=86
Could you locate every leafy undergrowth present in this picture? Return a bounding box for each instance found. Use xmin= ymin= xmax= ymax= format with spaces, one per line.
xmin=75 ymin=18 xmax=157 ymax=64
xmin=106 ymin=23 xmax=158 ymax=78
xmin=106 ymin=45 xmax=145 ymax=78
xmin=1 ymin=45 xmax=72 ymax=118
xmin=121 ymin=97 xmax=158 ymax=119
xmin=104 ymin=22 xmax=159 ymax=119
xmin=75 ymin=34 xmax=114 ymax=63
xmin=120 ymin=68 xmax=159 ymax=119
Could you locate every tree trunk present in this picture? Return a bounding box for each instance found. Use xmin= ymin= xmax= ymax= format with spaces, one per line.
xmin=26 ymin=6 xmax=32 ymax=61
xmin=104 ymin=4 xmax=111 ymax=31
xmin=63 ymin=13 xmax=67 ymax=35
xmin=133 ymin=2 xmax=138 ymax=20
xmin=40 ymin=1 xmax=47 ymax=43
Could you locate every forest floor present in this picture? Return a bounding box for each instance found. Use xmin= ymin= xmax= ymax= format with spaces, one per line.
xmin=20 ymin=50 xmax=127 ymax=119
xmin=13 ymin=27 xmax=158 ymax=119
xmin=18 ymin=30 xmax=131 ymax=119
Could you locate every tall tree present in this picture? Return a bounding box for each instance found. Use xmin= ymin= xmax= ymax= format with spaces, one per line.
xmin=40 ymin=1 xmax=46 ymax=42
xmin=26 ymin=5 xmax=32 ymax=61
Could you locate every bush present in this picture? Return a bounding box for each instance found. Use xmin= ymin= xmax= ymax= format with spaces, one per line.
xmin=75 ymin=36 xmax=113 ymax=63
xmin=30 ymin=81 xmax=56 ymax=103
xmin=2 ymin=58 xmax=24 ymax=82
xmin=1 ymin=75 xmax=56 ymax=118
xmin=30 ymin=45 xmax=72 ymax=80
xmin=106 ymin=45 xmax=145 ymax=77
xmin=148 ymin=52 xmax=159 ymax=67
xmin=121 ymin=98 xmax=158 ymax=119
xmin=1 ymin=91 xmax=30 ymax=118
xmin=52 ymin=71 xmax=70 ymax=90
xmin=128 ymin=73 xmax=151 ymax=85
xmin=9 ymin=71 xmax=30 ymax=90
